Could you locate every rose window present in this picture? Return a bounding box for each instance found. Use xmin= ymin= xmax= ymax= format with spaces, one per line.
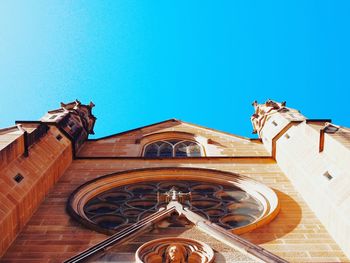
xmin=81 ymin=180 xmax=264 ymax=234
xmin=68 ymin=168 xmax=279 ymax=235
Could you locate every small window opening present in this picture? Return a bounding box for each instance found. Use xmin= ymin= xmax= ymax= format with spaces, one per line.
xmin=49 ymin=115 xmax=57 ymax=120
xmin=14 ymin=173 xmax=24 ymax=183
xmin=272 ymin=121 xmax=278 ymax=127
xmin=285 ymin=134 xmax=290 ymax=139
xmin=323 ymin=171 xmax=333 ymax=180
xmin=56 ymin=134 xmax=63 ymax=141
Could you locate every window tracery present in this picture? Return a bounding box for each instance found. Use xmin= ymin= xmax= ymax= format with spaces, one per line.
xmin=67 ymin=168 xmax=280 ymax=236
xmin=144 ymin=140 xmax=202 ymax=157
xmin=81 ymin=180 xmax=264 ymax=233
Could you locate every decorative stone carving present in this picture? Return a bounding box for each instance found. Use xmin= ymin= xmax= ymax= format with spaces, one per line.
xmin=157 ymin=186 xmax=192 ymax=204
xmin=251 ymin=99 xmax=287 ymax=134
xmin=165 ymin=243 xmax=186 ymax=263
xmin=41 ymin=100 xmax=97 ymax=151
xmin=135 ymin=237 xmax=214 ymax=263
xmin=79 ymin=180 xmax=265 ymax=234
xmin=68 ymin=168 xmax=279 ymax=235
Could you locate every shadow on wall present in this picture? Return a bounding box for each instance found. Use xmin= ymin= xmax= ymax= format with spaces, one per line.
xmin=241 ymin=190 xmax=302 ymax=245
xmin=92 ymin=224 xmax=192 ymax=262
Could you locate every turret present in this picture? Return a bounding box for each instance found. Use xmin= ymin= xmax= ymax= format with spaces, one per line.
xmin=251 ymin=99 xmax=350 ymax=258
xmin=40 ymin=100 xmax=96 ymax=152
xmin=251 ymin=99 xmax=305 ymax=155
xmin=0 ymin=101 xmax=95 ymax=257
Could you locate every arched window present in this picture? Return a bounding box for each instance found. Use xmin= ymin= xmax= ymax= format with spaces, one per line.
xmin=159 ymin=142 xmax=173 ymax=157
xmin=144 ymin=140 xmax=202 ymax=157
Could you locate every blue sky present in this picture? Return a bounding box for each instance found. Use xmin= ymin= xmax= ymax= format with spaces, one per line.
xmin=0 ymin=1 xmax=349 ymax=138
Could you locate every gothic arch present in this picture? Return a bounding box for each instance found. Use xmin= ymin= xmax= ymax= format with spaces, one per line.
xmin=139 ymin=131 xmax=206 ymax=157
xmin=143 ymin=140 xmax=203 ymax=157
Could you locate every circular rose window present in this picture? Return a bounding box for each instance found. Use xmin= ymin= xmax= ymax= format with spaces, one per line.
xmin=68 ymin=168 xmax=279 ymax=235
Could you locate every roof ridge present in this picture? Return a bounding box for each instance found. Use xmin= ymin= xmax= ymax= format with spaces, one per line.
xmin=88 ymin=118 xmax=180 ymax=141
xmin=88 ymin=118 xmax=255 ymax=141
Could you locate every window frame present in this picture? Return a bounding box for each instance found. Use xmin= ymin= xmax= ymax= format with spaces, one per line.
xmin=142 ymin=139 xmax=204 ymax=158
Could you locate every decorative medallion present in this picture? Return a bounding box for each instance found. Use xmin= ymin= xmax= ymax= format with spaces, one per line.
xmin=135 ymin=237 xmax=215 ymax=263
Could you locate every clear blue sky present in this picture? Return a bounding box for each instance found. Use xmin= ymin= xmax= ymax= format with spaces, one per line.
xmin=1 ymin=1 xmax=349 ymax=138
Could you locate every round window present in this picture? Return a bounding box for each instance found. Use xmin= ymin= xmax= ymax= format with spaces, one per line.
xmin=67 ymin=168 xmax=279 ymax=235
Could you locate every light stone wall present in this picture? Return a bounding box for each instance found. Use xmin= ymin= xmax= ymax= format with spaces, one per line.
xmin=258 ymin=109 xmax=305 ymax=154
xmin=274 ymin=121 xmax=350 ymax=259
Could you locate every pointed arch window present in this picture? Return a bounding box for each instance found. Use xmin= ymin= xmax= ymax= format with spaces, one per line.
xmin=144 ymin=140 xmax=202 ymax=157
xmin=159 ymin=142 xmax=173 ymax=157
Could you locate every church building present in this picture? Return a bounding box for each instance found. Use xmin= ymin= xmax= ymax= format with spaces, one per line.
xmin=0 ymin=100 xmax=349 ymax=262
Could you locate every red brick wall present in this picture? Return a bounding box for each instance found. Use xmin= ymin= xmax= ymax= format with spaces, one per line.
xmin=0 ymin=127 xmax=72 ymax=257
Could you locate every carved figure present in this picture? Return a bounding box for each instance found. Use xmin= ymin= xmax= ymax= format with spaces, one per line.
xmin=164 ymin=243 xmax=186 ymax=263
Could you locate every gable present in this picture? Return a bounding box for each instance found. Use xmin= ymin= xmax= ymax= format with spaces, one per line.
xmin=77 ymin=119 xmax=269 ymax=157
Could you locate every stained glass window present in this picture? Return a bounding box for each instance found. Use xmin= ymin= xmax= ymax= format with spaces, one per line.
xmin=144 ymin=140 xmax=202 ymax=157
xmin=82 ymin=180 xmax=264 ymax=233
xmin=158 ymin=142 xmax=173 ymax=157
xmin=174 ymin=142 xmax=188 ymax=157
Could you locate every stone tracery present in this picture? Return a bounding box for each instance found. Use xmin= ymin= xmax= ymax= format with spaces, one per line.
xmin=82 ymin=180 xmax=265 ymax=234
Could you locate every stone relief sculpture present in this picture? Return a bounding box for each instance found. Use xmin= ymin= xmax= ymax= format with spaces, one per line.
xmin=164 ymin=243 xmax=186 ymax=263
xmin=135 ymin=237 xmax=215 ymax=263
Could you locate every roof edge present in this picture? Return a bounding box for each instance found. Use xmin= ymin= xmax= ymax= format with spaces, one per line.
xmin=88 ymin=119 xmax=179 ymax=141
xmin=88 ymin=118 xmax=258 ymax=142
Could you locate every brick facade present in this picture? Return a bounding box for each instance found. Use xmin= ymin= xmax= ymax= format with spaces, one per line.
xmin=1 ymin=101 xmax=349 ymax=262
